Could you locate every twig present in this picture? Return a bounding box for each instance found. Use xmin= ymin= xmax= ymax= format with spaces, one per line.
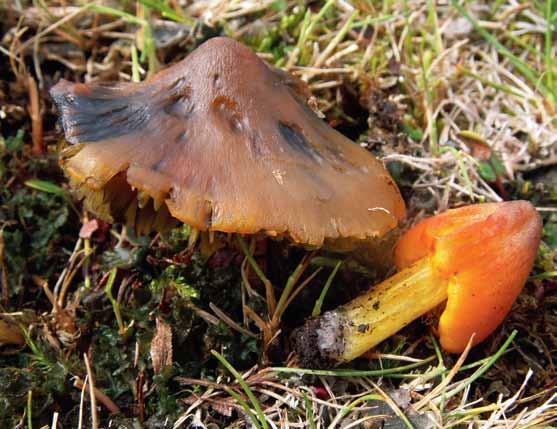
xmin=32 ymin=276 xmax=61 ymax=313
xmin=16 ymin=4 xmax=91 ymax=54
xmin=243 ymin=305 xmax=272 ymax=343
xmin=209 ymin=302 xmax=257 ymax=338
xmin=77 ymin=375 xmax=88 ymax=429
xmin=27 ymin=75 xmax=44 ymax=155
xmin=0 ymin=230 xmax=9 ymax=306
xmin=27 ymin=390 xmax=33 ymax=429
xmin=83 ymin=354 xmax=99 ymax=429
xmin=74 ymin=376 xmax=121 ymax=414
xmin=414 ymin=335 xmax=475 ymax=411
xmin=53 ymin=238 xmax=83 ymax=298
xmin=187 ymin=302 xmax=220 ymax=326
xmin=51 ymin=412 xmax=59 ymax=429
xmin=58 ymin=249 xmax=88 ymax=307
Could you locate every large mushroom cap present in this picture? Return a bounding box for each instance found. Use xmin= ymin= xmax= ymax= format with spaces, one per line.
xmin=51 ymin=37 xmax=405 ymax=247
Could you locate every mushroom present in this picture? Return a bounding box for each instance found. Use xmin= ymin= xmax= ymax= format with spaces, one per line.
xmin=50 ymin=37 xmax=405 ymax=254
xmin=293 ymin=201 xmax=542 ymax=367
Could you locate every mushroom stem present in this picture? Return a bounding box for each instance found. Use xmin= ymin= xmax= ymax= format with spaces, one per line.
xmin=293 ymin=257 xmax=445 ymax=366
xmin=338 ymin=257 xmax=445 ymax=362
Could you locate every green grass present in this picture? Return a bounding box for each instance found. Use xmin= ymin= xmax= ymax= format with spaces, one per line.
xmin=452 ymin=0 xmax=557 ymax=102
xmin=311 ymin=261 xmax=341 ymax=317
xmin=212 ymin=350 xmax=268 ymax=429
xmin=272 ymin=355 xmax=436 ymax=377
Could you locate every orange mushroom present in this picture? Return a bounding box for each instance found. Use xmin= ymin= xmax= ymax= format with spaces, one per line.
xmin=50 ymin=37 xmax=405 ymax=252
xmin=293 ymin=201 xmax=542 ymax=367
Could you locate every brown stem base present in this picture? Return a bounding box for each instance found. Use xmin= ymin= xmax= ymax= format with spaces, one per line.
xmin=291 ymin=311 xmax=347 ymax=369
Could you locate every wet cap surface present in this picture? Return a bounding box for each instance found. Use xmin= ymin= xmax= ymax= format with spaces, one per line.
xmin=395 ymin=201 xmax=542 ymax=352
xmin=51 ymin=37 xmax=406 ymax=246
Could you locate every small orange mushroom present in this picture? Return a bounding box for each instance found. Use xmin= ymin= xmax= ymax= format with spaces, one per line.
xmin=293 ymin=201 xmax=542 ymax=367
xmin=50 ymin=37 xmax=405 ymax=253
xmin=395 ymin=200 xmax=542 ymax=352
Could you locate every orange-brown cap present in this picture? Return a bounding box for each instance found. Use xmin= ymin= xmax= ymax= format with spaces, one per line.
xmin=395 ymin=201 xmax=542 ymax=352
xmin=50 ymin=37 xmax=405 ymax=247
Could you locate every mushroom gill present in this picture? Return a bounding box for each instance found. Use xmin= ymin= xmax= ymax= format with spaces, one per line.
xmin=51 ymin=37 xmax=405 ymax=249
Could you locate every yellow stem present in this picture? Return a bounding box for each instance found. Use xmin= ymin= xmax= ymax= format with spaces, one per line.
xmin=293 ymin=257 xmax=448 ymax=366
xmin=339 ymin=257 xmax=446 ymax=361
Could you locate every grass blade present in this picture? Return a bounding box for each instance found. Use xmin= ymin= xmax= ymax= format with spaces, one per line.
xmin=544 ymin=0 xmax=555 ymax=102
xmin=237 ymin=236 xmax=276 ymax=317
xmin=25 ymin=179 xmax=80 ymax=216
xmin=225 ymin=387 xmax=262 ymax=429
xmin=433 ymin=330 xmax=518 ymax=404
xmin=272 ymin=355 xmax=436 ymax=377
xmin=27 ymin=390 xmax=33 ymax=429
xmin=25 ymin=179 xmax=65 ymax=197
xmin=88 ymin=4 xmax=146 ymax=25
xmin=139 ymin=0 xmax=195 ymax=26
xmin=131 ymin=44 xmax=141 ymax=83
xmin=312 ymin=261 xmax=341 ymax=317
xmin=297 ymin=0 xmax=335 ymax=46
xmin=452 ymin=0 xmax=554 ymax=100
xmin=303 ymin=393 xmax=317 ymax=429
xmin=104 ymin=268 xmax=125 ymax=334
xmin=212 ymin=350 xmax=268 ymax=429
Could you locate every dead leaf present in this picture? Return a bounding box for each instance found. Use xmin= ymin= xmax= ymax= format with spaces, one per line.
xmin=79 ymin=219 xmax=99 ymax=239
xmin=443 ymin=17 xmax=473 ymax=40
xmin=150 ymin=317 xmax=173 ymax=374
xmin=0 ymin=318 xmax=24 ymax=346
xmin=458 ymin=130 xmax=492 ymax=160
xmin=212 ymin=399 xmax=235 ymax=416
